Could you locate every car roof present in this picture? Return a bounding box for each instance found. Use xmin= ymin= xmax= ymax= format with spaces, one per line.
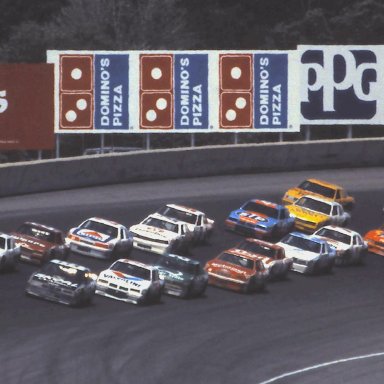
xmin=49 ymin=259 xmax=90 ymax=271
xmin=240 ymin=237 xmax=283 ymax=250
xmin=165 ymin=204 xmax=203 ymax=216
xmin=304 ymin=178 xmax=343 ymax=190
xmin=316 ymin=225 xmax=357 ymax=236
xmin=113 ymin=258 xmax=155 ymax=270
xmin=163 ymin=253 xmax=200 ymax=265
xmin=289 ymin=231 xmax=326 ymax=244
xmin=297 ymin=195 xmax=340 ymax=206
xmin=83 ymin=217 xmax=122 ymax=228
xmin=21 ymin=221 xmax=62 ymax=234
xmin=223 ymin=248 xmax=264 ymax=261
xmin=246 ymin=199 xmax=282 ymax=210
xmin=147 ymin=213 xmax=182 ymax=224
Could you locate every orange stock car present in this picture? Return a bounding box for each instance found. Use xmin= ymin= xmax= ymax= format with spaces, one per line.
xmin=282 ymin=178 xmax=355 ymax=211
xmin=364 ymin=225 xmax=384 ymax=256
xmin=204 ymin=249 xmax=268 ymax=293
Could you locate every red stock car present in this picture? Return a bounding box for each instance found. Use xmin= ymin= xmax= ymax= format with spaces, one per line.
xmin=204 ymin=248 xmax=268 ymax=293
xmin=234 ymin=238 xmax=292 ymax=280
xmin=12 ymin=222 xmax=69 ymax=265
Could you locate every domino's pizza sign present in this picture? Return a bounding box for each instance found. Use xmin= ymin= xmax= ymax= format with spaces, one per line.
xmin=299 ymin=45 xmax=384 ymax=124
xmin=47 ymin=50 xmax=299 ymax=132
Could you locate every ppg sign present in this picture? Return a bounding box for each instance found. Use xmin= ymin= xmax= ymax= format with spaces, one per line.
xmin=299 ymin=45 xmax=383 ymax=124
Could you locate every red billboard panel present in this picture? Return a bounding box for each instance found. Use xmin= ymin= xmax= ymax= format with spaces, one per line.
xmin=0 ymin=64 xmax=54 ymax=150
xmin=140 ymin=54 xmax=173 ymax=129
xmin=219 ymin=54 xmax=253 ymax=129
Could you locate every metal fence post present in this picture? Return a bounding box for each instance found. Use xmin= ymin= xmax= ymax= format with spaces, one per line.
xmin=55 ymin=134 xmax=60 ymax=158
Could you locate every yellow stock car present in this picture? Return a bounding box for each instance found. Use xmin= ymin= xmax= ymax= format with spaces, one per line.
xmin=282 ymin=178 xmax=355 ymax=211
xmin=287 ymin=195 xmax=351 ymax=233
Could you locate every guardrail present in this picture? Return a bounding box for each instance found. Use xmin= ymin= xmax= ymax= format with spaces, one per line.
xmin=0 ymin=138 xmax=383 ymax=198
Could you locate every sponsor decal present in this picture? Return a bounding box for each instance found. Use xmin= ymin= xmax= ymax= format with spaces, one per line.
xmin=76 ymin=229 xmax=109 ymax=242
xmin=299 ymin=45 xmax=382 ymax=124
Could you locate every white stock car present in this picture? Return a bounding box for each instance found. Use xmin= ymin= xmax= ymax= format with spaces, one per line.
xmin=314 ymin=225 xmax=368 ymax=266
xmin=129 ymin=213 xmax=192 ymax=255
xmin=156 ymin=204 xmax=214 ymax=243
xmin=0 ymin=234 xmax=21 ymax=271
xmin=66 ymin=217 xmax=133 ymax=260
xmin=277 ymin=231 xmax=336 ymax=275
xmin=96 ymin=259 xmax=163 ymax=304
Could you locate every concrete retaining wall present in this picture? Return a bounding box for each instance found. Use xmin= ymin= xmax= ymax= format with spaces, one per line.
xmin=0 ymin=138 xmax=383 ymax=197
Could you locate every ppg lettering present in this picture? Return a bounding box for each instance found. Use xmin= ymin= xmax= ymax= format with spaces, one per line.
xmin=0 ymin=90 xmax=8 ymax=113
xmin=301 ymin=48 xmax=377 ymax=120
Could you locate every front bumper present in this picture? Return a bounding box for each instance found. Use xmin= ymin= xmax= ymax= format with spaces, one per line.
xmin=67 ymin=240 xmax=112 ymax=259
xmin=224 ymin=219 xmax=271 ymax=238
xmin=132 ymin=236 xmax=170 ymax=255
xmin=95 ymin=282 xmax=145 ymax=304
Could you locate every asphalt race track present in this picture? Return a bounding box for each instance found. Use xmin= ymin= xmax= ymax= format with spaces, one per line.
xmin=1 ymin=167 xmax=384 ymax=384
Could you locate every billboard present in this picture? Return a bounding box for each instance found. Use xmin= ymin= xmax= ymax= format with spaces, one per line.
xmin=299 ymin=45 xmax=384 ymax=124
xmin=0 ymin=64 xmax=55 ymax=150
xmin=47 ymin=50 xmax=300 ymax=133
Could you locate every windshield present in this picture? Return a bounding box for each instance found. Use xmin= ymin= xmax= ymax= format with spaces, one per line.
xmin=241 ymin=201 xmax=279 ymax=219
xmin=143 ymin=217 xmax=178 ymax=233
xmin=80 ymin=220 xmax=118 ymax=238
xmin=295 ymin=197 xmax=331 ymax=215
xmin=299 ymin=180 xmax=335 ymax=199
xmin=111 ymin=261 xmax=151 ymax=280
xmin=217 ymin=252 xmax=255 ymax=269
xmin=41 ymin=263 xmax=87 ymax=284
xmin=17 ymin=223 xmax=56 ymax=242
xmin=281 ymin=234 xmax=321 ymax=253
xmin=237 ymin=240 xmax=278 ymax=259
xmin=157 ymin=256 xmax=199 ymax=274
xmin=316 ymin=228 xmax=351 ymax=244
xmin=157 ymin=206 xmax=197 ymax=225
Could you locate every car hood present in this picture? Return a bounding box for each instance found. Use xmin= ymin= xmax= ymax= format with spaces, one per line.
xmin=287 ymin=206 xmax=329 ymax=223
xmin=73 ymin=228 xmax=114 ymax=244
xmin=130 ymin=224 xmax=177 ymax=241
xmin=278 ymin=244 xmax=319 ymax=261
xmin=99 ymin=269 xmax=151 ymax=289
xmin=31 ymin=273 xmax=79 ymax=289
xmin=234 ymin=210 xmax=273 ymax=226
xmin=206 ymin=261 xmax=252 ymax=280
xmin=316 ymin=237 xmax=349 ymax=251
xmin=12 ymin=233 xmax=52 ymax=252
xmin=157 ymin=267 xmax=193 ymax=282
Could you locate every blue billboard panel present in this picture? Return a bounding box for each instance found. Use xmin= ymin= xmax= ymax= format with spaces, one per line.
xmin=94 ymin=54 xmax=129 ymax=130
xmin=174 ymin=54 xmax=209 ymax=130
xmin=299 ymin=46 xmax=378 ymax=124
xmin=253 ymin=53 xmax=288 ymax=129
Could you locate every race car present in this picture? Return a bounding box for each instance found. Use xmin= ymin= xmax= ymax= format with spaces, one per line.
xmin=156 ymin=204 xmax=214 ymax=243
xmin=96 ymin=259 xmax=163 ymax=304
xmin=277 ymin=231 xmax=336 ymax=274
xmin=314 ymin=225 xmax=368 ymax=265
xmin=204 ymin=248 xmax=268 ymax=293
xmin=364 ymin=225 xmax=384 ymax=256
xmin=25 ymin=259 xmax=97 ymax=306
xmin=287 ymin=195 xmax=350 ymax=233
xmin=0 ymin=233 xmax=21 ymax=272
xmin=234 ymin=238 xmax=292 ymax=280
xmin=224 ymin=199 xmax=295 ymax=239
xmin=66 ymin=217 xmax=133 ymax=260
xmin=282 ymin=178 xmax=355 ymax=210
xmin=12 ymin=222 xmax=69 ymax=265
xmin=155 ymin=253 xmax=208 ymax=298
xmin=129 ymin=213 xmax=193 ymax=255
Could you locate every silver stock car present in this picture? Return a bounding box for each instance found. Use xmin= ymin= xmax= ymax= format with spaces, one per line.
xmin=25 ymin=259 xmax=96 ymax=306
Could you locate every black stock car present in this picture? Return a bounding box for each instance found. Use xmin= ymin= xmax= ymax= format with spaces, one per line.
xmin=25 ymin=259 xmax=96 ymax=306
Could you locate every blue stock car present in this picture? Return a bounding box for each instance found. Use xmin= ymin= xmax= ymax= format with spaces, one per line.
xmin=225 ymin=199 xmax=295 ymax=239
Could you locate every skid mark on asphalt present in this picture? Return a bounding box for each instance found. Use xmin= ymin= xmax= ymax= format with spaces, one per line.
xmin=258 ymin=351 xmax=384 ymax=384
